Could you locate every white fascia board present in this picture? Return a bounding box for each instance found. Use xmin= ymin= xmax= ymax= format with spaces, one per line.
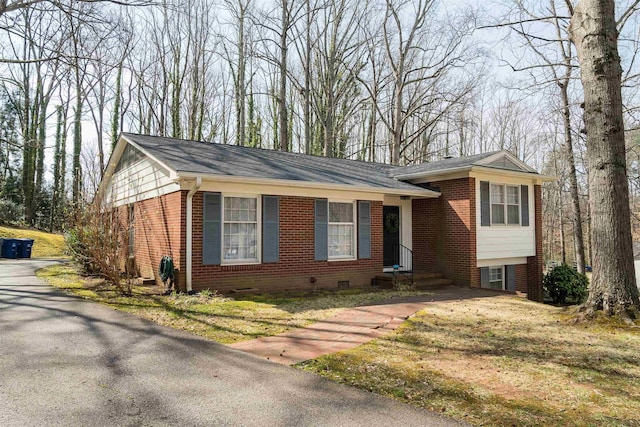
xmin=175 ymin=171 xmax=441 ymax=198
xmin=397 ymin=165 xmax=556 ymax=185
xmin=393 ymin=165 xmax=473 ymax=181
xmin=470 ymin=166 xmax=557 ymax=183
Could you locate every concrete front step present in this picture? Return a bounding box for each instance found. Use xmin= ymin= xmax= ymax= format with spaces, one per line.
xmin=413 ymin=272 xmax=444 ymax=280
xmin=414 ymin=278 xmax=455 ymax=290
xmin=374 ymin=272 xmax=453 ymax=290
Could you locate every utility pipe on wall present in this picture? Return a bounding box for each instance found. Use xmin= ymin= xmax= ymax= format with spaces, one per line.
xmin=186 ymin=177 xmax=202 ymax=293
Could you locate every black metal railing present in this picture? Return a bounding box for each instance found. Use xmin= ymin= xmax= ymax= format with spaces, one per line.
xmin=392 ymin=243 xmax=414 ymax=285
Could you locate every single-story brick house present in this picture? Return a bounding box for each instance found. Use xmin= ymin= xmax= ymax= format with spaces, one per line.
xmin=97 ymin=133 xmax=554 ymax=301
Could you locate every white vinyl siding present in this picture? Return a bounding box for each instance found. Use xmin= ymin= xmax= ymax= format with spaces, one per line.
xmin=106 ymin=155 xmax=179 ymax=207
xmin=222 ymin=196 xmax=259 ymax=263
xmin=476 ymin=177 xmax=536 ymax=260
xmin=328 ymin=201 xmax=356 ymax=259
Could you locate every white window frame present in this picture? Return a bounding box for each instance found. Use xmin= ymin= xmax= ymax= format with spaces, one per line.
xmin=489 ymin=183 xmax=521 ymax=226
xmin=488 ymin=266 xmax=505 ymax=290
xmin=327 ymin=200 xmax=357 ymax=261
xmin=221 ymin=194 xmax=261 ymax=265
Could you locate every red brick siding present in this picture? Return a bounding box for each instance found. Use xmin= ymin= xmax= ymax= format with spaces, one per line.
xmin=119 ymin=191 xmax=187 ymax=286
xmin=515 ymin=264 xmax=528 ymax=293
xmin=527 ymin=184 xmax=544 ymax=301
xmin=413 ymin=178 xmax=478 ymax=286
xmin=190 ymin=194 xmax=384 ymax=293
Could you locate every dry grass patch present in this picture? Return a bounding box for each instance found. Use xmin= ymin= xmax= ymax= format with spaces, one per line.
xmin=37 ymin=264 xmax=433 ymax=344
xmin=0 ymin=226 xmax=66 ymax=258
xmin=300 ymin=294 xmax=640 ymax=426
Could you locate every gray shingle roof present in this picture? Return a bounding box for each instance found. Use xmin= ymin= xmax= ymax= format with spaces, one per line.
xmin=122 ymin=133 xmax=425 ymax=193
xmin=392 ymin=151 xmax=501 ymax=177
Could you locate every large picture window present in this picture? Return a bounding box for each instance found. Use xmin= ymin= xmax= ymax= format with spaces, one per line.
xmin=490 ymin=184 xmax=520 ymax=226
xmin=328 ymin=201 xmax=355 ymax=259
xmin=223 ymin=196 xmax=259 ymax=263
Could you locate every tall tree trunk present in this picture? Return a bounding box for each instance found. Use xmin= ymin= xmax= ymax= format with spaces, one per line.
xmin=570 ymin=0 xmax=640 ymax=316
xmin=559 ymin=77 xmax=586 ymax=274
xmin=35 ymin=88 xmax=46 ymax=201
xmin=391 ymin=83 xmax=402 ymax=165
xmin=559 ymin=184 xmax=567 ymax=264
xmin=111 ymin=62 xmax=123 ymax=151
xmin=72 ymin=74 xmax=83 ymax=206
xmin=278 ymin=0 xmax=289 ymax=151
xmin=51 ymin=106 xmax=63 ymax=232
xmin=236 ymin=8 xmax=246 ymax=146
xmin=303 ymin=0 xmax=312 ymax=154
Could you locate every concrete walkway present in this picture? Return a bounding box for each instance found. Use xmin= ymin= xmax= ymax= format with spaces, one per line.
xmin=0 ymin=259 xmax=467 ymax=427
xmin=231 ymin=286 xmax=498 ymax=365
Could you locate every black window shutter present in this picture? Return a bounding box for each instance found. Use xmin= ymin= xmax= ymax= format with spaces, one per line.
xmin=480 ymin=267 xmax=489 ymax=287
xmin=315 ymin=199 xmax=328 ymax=261
xmin=480 ymin=181 xmax=490 ymax=226
xmin=506 ymin=265 xmax=516 ymax=291
xmin=358 ymin=201 xmax=371 ymax=259
xmin=521 ymin=185 xmax=530 ymax=226
xmin=262 ymin=196 xmax=279 ymax=263
xmin=202 ymin=193 xmax=222 ymax=265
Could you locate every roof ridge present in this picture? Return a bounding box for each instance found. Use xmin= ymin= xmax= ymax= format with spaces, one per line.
xmin=121 ymin=132 xmax=399 ymax=169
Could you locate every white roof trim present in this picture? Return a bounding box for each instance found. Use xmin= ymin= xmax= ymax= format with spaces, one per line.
xmin=470 ymin=166 xmax=557 ymax=182
xmin=393 ymin=151 xmax=551 ymax=182
xmin=394 ymin=165 xmax=473 ymax=181
xmin=176 ymin=171 xmax=441 ymax=198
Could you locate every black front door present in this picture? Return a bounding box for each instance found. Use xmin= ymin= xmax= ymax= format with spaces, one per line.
xmin=383 ymin=206 xmax=400 ymax=267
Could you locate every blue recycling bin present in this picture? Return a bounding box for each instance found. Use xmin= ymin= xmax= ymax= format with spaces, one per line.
xmin=17 ymin=238 xmax=34 ymax=258
xmin=1 ymin=238 xmax=19 ymax=259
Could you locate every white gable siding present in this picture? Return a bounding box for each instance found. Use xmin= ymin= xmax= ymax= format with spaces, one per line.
xmin=106 ymin=156 xmax=180 ymax=207
xmin=484 ymin=156 xmax=526 ymax=172
xmin=474 ymin=175 xmax=536 ymax=261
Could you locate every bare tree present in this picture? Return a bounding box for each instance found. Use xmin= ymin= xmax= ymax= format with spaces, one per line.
xmin=569 ymin=0 xmax=640 ymax=317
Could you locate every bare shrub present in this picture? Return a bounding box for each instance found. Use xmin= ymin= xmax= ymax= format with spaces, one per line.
xmin=66 ymin=202 xmax=134 ymax=295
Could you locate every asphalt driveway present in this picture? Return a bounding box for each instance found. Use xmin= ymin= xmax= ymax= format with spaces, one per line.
xmin=0 ymin=259 xmax=465 ymax=426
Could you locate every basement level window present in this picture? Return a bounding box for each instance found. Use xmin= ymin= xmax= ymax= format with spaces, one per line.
xmin=488 ymin=266 xmax=504 ymax=290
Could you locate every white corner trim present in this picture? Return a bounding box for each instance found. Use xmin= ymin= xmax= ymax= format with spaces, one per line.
xmin=186 ymin=177 xmax=202 ymax=293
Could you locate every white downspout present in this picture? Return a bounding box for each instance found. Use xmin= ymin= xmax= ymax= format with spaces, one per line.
xmin=186 ymin=177 xmax=202 ymax=293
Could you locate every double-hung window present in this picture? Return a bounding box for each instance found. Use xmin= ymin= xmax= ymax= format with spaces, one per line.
xmin=490 ymin=184 xmax=520 ymax=225
xmin=223 ymin=196 xmax=259 ymax=263
xmin=490 ymin=184 xmax=505 ymax=225
xmin=328 ymin=201 xmax=355 ymax=259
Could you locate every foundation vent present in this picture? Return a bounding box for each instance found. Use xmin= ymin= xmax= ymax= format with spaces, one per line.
xmin=337 ymin=280 xmax=350 ymax=289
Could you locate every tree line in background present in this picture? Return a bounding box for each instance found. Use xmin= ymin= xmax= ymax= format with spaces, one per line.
xmin=0 ymin=0 xmax=639 ymax=315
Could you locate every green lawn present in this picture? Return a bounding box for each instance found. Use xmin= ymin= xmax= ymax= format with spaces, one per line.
xmin=299 ymin=294 xmax=640 ymax=427
xmin=0 ymin=226 xmax=66 ymax=258
xmin=36 ymin=264 xmax=432 ymax=344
